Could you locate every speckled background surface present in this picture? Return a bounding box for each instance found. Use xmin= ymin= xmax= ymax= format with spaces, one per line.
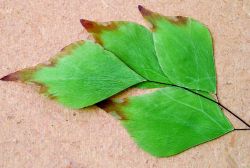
xmin=0 ymin=0 xmax=250 ymax=167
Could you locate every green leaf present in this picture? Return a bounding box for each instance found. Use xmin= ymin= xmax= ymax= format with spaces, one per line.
xmin=139 ymin=6 xmax=216 ymax=93
xmin=81 ymin=20 xmax=171 ymax=84
xmin=1 ymin=41 xmax=144 ymax=108
xmin=1 ymin=6 xmax=237 ymax=158
xmin=100 ymin=86 xmax=233 ymax=157
xmin=135 ymin=81 xmax=167 ymax=89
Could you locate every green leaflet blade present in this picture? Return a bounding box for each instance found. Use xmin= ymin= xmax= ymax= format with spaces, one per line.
xmin=135 ymin=81 xmax=167 ymax=89
xmin=81 ymin=20 xmax=171 ymax=84
xmin=100 ymin=86 xmax=233 ymax=157
xmin=1 ymin=41 xmax=144 ymax=108
xmin=139 ymin=6 xmax=216 ymax=93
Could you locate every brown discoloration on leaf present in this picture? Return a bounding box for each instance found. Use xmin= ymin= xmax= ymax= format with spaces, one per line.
xmin=1 ymin=68 xmax=35 ymax=82
xmin=80 ymin=19 xmax=118 ymax=45
xmin=98 ymin=98 xmax=129 ymax=120
xmin=36 ymin=83 xmax=56 ymax=99
xmin=138 ymin=5 xmax=160 ymax=31
xmin=40 ymin=41 xmax=85 ymax=68
xmin=97 ymin=99 xmax=115 ymax=112
xmin=138 ymin=5 xmax=188 ymax=30
xmin=61 ymin=40 xmax=84 ymax=53
xmin=80 ymin=19 xmax=118 ymax=33
xmin=0 ymin=41 xmax=85 ymax=101
xmin=38 ymin=84 xmax=48 ymax=94
xmin=1 ymin=72 xmax=20 ymax=81
xmin=166 ymin=16 xmax=188 ymax=25
xmin=1 ymin=69 xmax=57 ymax=100
xmin=55 ymin=40 xmax=85 ymax=65
xmin=80 ymin=19 xmax=97 ymax=32
xmin=93 ymin=34 xmax=103 ymax=46
xmin=32 ymin=41 xmax=86 ymax=100
xmin=138 ymin=5 xmax=154 ymax=17
xmin=1 ymin=40 xmax=85 ymax=81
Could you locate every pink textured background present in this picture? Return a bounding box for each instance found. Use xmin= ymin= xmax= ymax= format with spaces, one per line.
xmin=0 ymin=0 xmax=250 ymax=167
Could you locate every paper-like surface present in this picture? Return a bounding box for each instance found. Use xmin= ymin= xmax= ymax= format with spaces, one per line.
xmin=0 ymin=1 xmax=249 ymax=167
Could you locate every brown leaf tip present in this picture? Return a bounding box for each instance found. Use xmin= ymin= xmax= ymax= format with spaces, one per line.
xmin=138 ymin=5 xmax=153 ymax=17
xmin=80 ymin=19 xmax=118 ymax=34
xmin=1 ymin=69 xmax=35 ymax=82
xmin=138 ymin=5 xmax=143 ymax=12
xmin=80 ymin=19 xmax=96 ymax=31
xmin=138 ymin=5 xmax=188 ymax=26
xmin=0 ymin=72 xmax=20 ymax=81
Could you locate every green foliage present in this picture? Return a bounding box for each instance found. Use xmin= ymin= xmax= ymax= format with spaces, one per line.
xmin=81 ymin=20 xmax=171 ymax=84
xmin=139 ymin=6 xmax=216 ymax=93
xmin=102 ymin=87 xmax=233 ymax=157
xmin=1 ymin=41 xmax=144 ymax=108
xmin=135 ymin=81 xmax=167 ymax=89
xmin=1 ymin=5 xmax=235 ymax=157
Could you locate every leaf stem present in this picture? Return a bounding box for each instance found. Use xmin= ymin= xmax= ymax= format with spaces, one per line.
xmin=146 ymin=81 xmax=250 ymax=129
